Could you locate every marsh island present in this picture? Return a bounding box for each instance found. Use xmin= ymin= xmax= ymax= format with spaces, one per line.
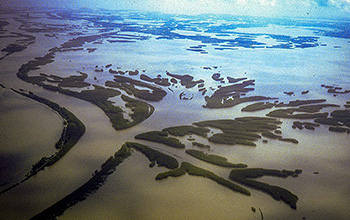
xmin=0 ymin=5 xmax=350 ymax=220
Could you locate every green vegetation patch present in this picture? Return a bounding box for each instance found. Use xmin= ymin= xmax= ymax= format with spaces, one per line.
xmin=345 ymin=101 xmax=350 ymax=108
xmin=16 ymin=37 xmax=155 ymax=132
xmin=267 ymin=109 xmax=328 ymax=119
xmin=278 ymin=138 xmax=299 ymax=144
xmin=1 ymin=43 xmax=27 ymax=53
xmin=331 ymin=109 xmax=350 ymax=121
xmin=156 ymin=162 xmax=250 ymax=196
xmin=163 ymin=125 xmax=210 ymax=137
xmin=79 ymin=85 xmax=121 ymax=102
xmin=203 ymin=80 xmax=276 ymax=109
xmin=1 ymin=90 xmax=86 ymax=195
xmin=14 ymin=90 xmax=85 ymax=172
xmin=295 ymin=104 xmax=340 ymax=113
xmin=328 ymin=127 xmax=350 ymax=133
xmin=126 ymin=142 xmax=179 ymax=169
xmin=205 ymin=95 xmax=275 ymax=109
xmin=39 ymin=84 xmax=153 ymax=130
xmin=261 ymin=131 xmax=281 ymax=139
xmin=140 ymin=74 xmax=171 ymax=86
xmin=185 ymin=149 xmax=247 ymax=168
xmin=166 ymin=72 xmax=204 ymax=89
xmin=275 ymin=99 xmax=326 ymax=107
xmin=261 ymin=131 xmax=298 ymax=144
xmin=41 ymin=71 xmax=91 ymax=88
xmin=58 ymin=81 xmax=90 ymax=88
xmin=314 ymin=110 xmax=350 ymax=133
xmin=208 ymin=133 xmax=257 ymax=146
xmin=193 ymin=117 xmax=299 ymax=146
xmin=29 ymin=144 xmax=132 ymax=220
xmin=121 ymin=95 xmax=155 ymax=127
xmin=192 ymin=142 xmax=210 ymax=149
xmin=241 ymin=102 xmax=275 ymax=112
xmin=194 ymin=117 xmax=281 ymax=132
xmin=135 ymin=131 xmax=185 ymax=149
xmin=292 ymin=121 xmax=320 ymax=130
xmin=314 ymin=117 xmax=342 ymax=126
xmin=222 ymin=130 xmax=262 ymax=139
xmin=268 ymin=101 xmax=339 ymax=119
xmin=229 ymin=168 xmax=302 ymax=209
xmin=17 ymin=52 xmax=56 ymax=82
xmin=106 ymin=75 xmax=167 ymax=101
xmin=321 ymin=84 xmax=350 ymax=94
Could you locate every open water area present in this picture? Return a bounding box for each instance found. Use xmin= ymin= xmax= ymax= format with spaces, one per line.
xmin=0 ymin=7 xmax=349 ymax=220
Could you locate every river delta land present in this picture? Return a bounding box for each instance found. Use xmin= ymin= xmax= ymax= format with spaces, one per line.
xmin=0 ymin=7 xmax=350 ymax=220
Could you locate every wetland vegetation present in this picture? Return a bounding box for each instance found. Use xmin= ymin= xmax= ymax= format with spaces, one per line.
xmin=192 ymin=117 xmax=299 ymax=145
xmin=229 ymin=168 xmax=302 ymax=209
xmin=14 ymin=90 xmax=86 ymax=165
xmin=266 ymin=109 xmax=328 ymax=119
xmin=155 ymin=162 xmax=251 ymax=196
xmin=16 ymin=34 xmax=156 ymax=131
xmin=125 ymin=142 xmax=179 ymax=169
xmin=314 ymin=109 xmax=350 ymax=133
xmin=185 ymin=149 xmax=247 ymax=168
xmin=163 ymin=125 xmax=210 ymax=137
xmin=1 ymin=89 xmax=85 ymax=194
xmin=166 ymin=72 xmax=204 ymax=89
xmin=192 ymin=142 xmax=210 ymax=149
xmin=135 ymin=131 xmax=186 ymax=148
xmin=29 ymin=145 xmax=132 ymax=220
xmin=241 ymin=102 xmax=275 ymax=112
xmin=203 ymin=80 xmax=276 ymax=109
xmin=292 ymin=121 xmax=320 ymax=130
xmin=2 ymin=7 xmax=350 ymax=220
xmin=106 ymin=75 xmax=167 ymax=102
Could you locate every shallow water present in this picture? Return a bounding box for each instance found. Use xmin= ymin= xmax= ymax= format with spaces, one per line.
xmin=0 ymin=88 xmax=63 ymax=187
xmin=0 ymin=8 xmax=350 ymax=220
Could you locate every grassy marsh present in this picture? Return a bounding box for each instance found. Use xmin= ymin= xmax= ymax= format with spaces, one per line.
xmin=185 ymin=149 xmax=247 ymax=168
xmin=135 ymin=131 xmax=185 ymax=149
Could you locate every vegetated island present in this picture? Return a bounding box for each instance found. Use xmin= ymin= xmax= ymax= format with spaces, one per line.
xmin=135 ymin=131 xmax=185 ymax=148
xmin=241 ymin=102 xmax=275 ymax=112
xmin=261 ymin=131 xmax=299 ymax=144
xmin=267 ymin=106 xmax=330 ymax=119
xmin=227 ymin=76 xmax=247 ymax=84
xmin=155 ymin=162 xmax=251 ymax=196
xmin=42 ymin=83 xmax=153 ymax=130
xmin=29 ymin=144 xmax=132 ymax=220
xmin=140 ymin=74 xmax=171 ymax=87
xmin=162 ymin=125 xmax=210 ymax=137
xmin=106 ymin=75 xmax=167 ymax=102
xmin=194 ymin=117 xmax=298 ymax=146
xmin=192 ymin=141 xmax=210 ymax=149
xmin=229 ymin=168 xmax=302 ymax=209
xmin=314 ymin=109 xmax=350 ymax=133
xmin=166 ymin=72 xmax=204 ymax=89
xmin=1 ymin=89 xmax=85 ymax=195
xmin=16 ymin=35 xmax=155 ymax=130
xmin=321 ymin=84 xmax=350 ymax=94
xmin=35 ymin=74 xmax=153 ymax=130
xmin=265 ymin=99 xmax=350 ymax=133
xmin=292 ymin=121 xmax=320 ymax=130
xmin=345 ymin=101 xmax=350 ymax=108
xmin=40 ymin=71 xmax=90 ymax=88
xmin=203 ymin=79 xmax=276 ymax=108
xmin=1 ymin=44 xmax=28 ymax=60
xmin=185 ymin=149 xmax=247 ymax=168
xmin=125 ymin=142 xmax=179 ymax=169
xmin=275 ymin=99 xmax=329 ymax=107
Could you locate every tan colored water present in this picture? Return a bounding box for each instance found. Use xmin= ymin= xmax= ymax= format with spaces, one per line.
xmin=0 ymin=9 xmax=349 ymax=220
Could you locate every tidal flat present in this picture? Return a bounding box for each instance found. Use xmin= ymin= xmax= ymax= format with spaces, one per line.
xmin=0 ymin=7 xmax=350 ymax=220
